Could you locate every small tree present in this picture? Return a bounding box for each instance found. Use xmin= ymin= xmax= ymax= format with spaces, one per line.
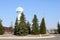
xmin=26 ymin=21 xmax=31 ymax=34
xmin=57 ymin=22 xmax=60 ymax=34
xmin=32 ymin=14 xmax=39 ymax=34
xmin=0 ymin=19 xmax=4 ymax=35
xmin=14 ymin=18 xmax=19 ymax=35
xmin=40 ymin=18 xmax=46 ymax=34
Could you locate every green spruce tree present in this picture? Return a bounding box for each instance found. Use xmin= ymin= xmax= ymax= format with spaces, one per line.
xmin=18 ymin=13 xmax=28 ymax=36
xmin=0 ymin=19 xmax=4 ymax=35
xmin=26 ymin=21 xmax=31 ymax=34
xmin=40 ymin=18 xmax=46 ymax=34
xmin=32 ymin=14 xmax=39 ymax=34
xmin=57 ymin=22 xmax=60 ymax=34
xmin=14 ymin=18 xmax=19 ymax=35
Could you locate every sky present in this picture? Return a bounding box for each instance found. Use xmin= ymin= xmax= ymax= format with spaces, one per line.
xmin=0 ymin=0 xmax=60 ymax=29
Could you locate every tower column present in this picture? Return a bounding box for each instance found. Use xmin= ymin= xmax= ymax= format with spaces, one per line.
xmin=16 ymin=7 xmax=23 ymax=24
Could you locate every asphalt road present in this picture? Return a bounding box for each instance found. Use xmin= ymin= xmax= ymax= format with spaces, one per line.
xmin=0 ymin=34 xmax=60 ymax=40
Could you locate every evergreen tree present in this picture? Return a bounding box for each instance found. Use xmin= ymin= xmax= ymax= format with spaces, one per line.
xmin=40 ymin=18 xmax=46 ymax=34
xmin=26 ymin=21 xmax=31 ymax=34
xmin=0 ymin=19 xmax=4 ymax=35
xmin=14 ymin=18 xmax=19 ymax=35
xmin=32 ymin=14 xmax=39 ymax=34
xmin=57 ymin=22 xmax=60 ymax=34
xmin=18 ymin=13 xmax=28 ymax=35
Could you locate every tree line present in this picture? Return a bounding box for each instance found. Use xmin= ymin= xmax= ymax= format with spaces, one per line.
xmin=0 ymin=12 xmax=60 ymax=35
xmin=14 ymin=12 xmax=46 ymax=36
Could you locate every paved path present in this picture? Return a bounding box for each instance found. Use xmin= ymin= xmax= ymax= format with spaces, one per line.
xmin=0 ymin=34 xmax=60 ymax=40
xmin=0 ymin=37 xmax=59 ymax=40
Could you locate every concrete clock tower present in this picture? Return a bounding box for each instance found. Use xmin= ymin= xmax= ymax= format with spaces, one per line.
xmin=16 ymin=7 xmax=23 ymax=24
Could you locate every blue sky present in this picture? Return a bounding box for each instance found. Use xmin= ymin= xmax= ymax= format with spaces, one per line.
xmin=0 ymin=0 xmax=60 ymax=29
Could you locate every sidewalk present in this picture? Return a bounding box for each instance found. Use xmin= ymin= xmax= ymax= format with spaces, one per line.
xmin=0 ymin=36 xmax=55 ymax=39
xmin=0 ymin=34 xmax=55 ymax=39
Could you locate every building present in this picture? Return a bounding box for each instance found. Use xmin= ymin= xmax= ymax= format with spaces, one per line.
xmin=47 ymin=29 xmax=58 ymax=34
xmin=4 ymin=27 xmax=13 ymax=33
